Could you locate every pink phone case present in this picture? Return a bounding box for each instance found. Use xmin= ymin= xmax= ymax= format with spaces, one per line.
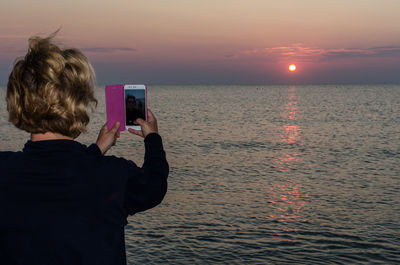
xmin=105 ymin=84 xmax=125 ymax=132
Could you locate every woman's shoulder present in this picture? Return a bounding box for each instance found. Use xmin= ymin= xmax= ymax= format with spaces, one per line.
xmin=0 ymin=151 xmax=24 ymax=180
xmin=84 ymin=144 xmax=139 ymax=175
xmin=0 ymin=150 xmax=22 ymax=162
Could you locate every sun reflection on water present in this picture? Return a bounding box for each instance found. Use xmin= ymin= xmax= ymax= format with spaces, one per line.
xmin=266 ymin=86 xmax=308 ymax=223
xmin=281 ymin=125 xmax=301 ymax=144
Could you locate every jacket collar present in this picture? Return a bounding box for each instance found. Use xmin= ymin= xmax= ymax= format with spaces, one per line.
xmin=23 ymin=139 xmax=86 ymax=154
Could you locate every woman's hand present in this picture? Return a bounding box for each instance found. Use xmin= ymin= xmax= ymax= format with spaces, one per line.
xmin=128 ymin=109 xmax=158 ymax=138
xmin=96 ymin=110 xmax=158 ymax=154
xmin=96 ymin=122 xmax=120 ymax=155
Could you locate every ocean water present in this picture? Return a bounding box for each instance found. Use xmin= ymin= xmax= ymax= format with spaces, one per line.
xmin=1 ymin=85 xmax=399 ymax=264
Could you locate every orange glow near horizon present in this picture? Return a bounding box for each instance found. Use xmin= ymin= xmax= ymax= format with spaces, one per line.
xmin=289 ymin=64 xmax=296 ymax=71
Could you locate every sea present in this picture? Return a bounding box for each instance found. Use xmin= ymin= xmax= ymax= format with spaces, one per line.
xmin=1 ymin=85 xmax=399 ymax=264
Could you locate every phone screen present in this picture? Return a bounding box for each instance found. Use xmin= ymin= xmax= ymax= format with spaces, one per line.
xmin=124 ymin=84 xmax=147 ymax=130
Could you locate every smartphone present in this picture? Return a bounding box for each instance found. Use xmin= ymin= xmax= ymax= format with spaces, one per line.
xmin=124 ymin=84 xmax=147 ymax=130
xmin=105 ymin=84 xmax=125 ymax=132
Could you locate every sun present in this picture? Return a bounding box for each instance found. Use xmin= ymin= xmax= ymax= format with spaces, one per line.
xmin=289 ymin=64 xmax=296 ymax=72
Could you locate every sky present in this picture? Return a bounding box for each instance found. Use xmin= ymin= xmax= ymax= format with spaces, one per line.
xmin=1 ymin=0 xmax=400 ymax=85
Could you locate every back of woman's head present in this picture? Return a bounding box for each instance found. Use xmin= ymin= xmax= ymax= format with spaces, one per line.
xmin=7 ymin=32 xmax=97 ymax=138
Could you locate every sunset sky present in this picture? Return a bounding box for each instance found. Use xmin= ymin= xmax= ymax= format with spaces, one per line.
xmin=1 ymin=0 xmax=400 ymax=85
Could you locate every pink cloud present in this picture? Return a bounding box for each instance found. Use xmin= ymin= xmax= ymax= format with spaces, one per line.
xmin=235 ymin=44 xmax=400 ymax=63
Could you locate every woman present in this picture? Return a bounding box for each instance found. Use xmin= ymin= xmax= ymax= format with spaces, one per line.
xmin=0 ymin=33 xmax=168 ymax=265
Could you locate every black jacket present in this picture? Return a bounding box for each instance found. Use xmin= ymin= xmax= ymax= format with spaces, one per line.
xmin=0 ymin=133 xmax=168 ymax=265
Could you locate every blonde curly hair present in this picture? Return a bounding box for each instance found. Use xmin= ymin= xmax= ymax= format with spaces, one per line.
xmin=7 ymin=32 xmax=97 ymax=138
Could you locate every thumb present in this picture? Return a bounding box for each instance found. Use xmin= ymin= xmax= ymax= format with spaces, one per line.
xmin=110 ymin=122 xmax=120 ymax=133
xmin=134 ymin=118 xmax=145 ymax=126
